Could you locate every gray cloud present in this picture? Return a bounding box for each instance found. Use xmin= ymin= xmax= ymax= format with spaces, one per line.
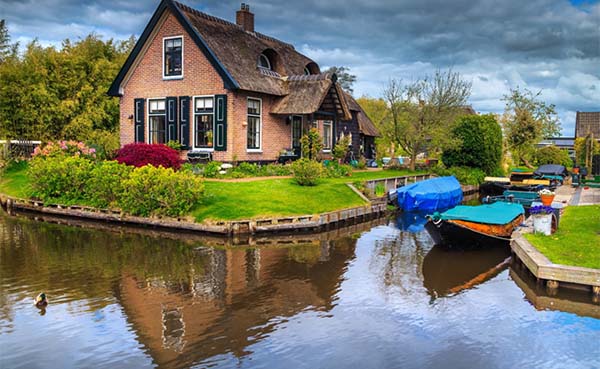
xmin=1 ymin=0 xmax=598 ymax=135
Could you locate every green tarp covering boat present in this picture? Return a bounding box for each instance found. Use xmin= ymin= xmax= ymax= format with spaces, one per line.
xmin=432 ymin=202 xmax=525 ymax=225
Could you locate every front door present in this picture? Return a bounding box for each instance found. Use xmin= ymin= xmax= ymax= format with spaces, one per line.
xmin=291 ymin=115 xmax=303 ymax=156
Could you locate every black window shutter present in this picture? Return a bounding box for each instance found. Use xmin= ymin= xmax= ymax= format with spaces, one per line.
xmin=134 ymin=98 xmax=145 ymax=143
xmin=166 ymin=96 xmax=178 ymax=144
xmin=179 ymin=96 xmax=190 ymax=150
xmin=214 ymin=94 xmax=227 ymax=151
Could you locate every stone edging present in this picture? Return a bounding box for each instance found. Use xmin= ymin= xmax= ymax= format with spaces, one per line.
xmin=511 ymin=231 xmax=600 ymax=296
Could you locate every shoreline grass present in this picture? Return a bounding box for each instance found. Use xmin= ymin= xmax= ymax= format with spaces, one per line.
xmin=0 ymin=162 xmax=423 ymax=221
xmin=525 ymin=205 xmax=600 ymax=270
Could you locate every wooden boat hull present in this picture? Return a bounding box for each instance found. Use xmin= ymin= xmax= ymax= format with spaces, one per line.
xmin=425 ymin=214 xmax=524 ymax=249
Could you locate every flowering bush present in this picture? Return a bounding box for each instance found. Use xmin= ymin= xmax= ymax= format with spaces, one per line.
xmin=538 ymin=189 xmax=555 ymax=196
xmin=116 ymin=143 xmax=181 ymax=170
xmin=32 ymin=140 xmax=96 ymax=159
xmin=529 ymin=205 xmax=554 ymax=215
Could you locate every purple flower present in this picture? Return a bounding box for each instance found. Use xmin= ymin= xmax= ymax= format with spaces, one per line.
xmin=530 ymin=205 xmax=554 ymax=215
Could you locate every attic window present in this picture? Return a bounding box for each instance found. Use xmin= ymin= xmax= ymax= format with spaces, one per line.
xmin=258 ymin=53 xmax=271 ymax=70
xmin=304 ymin=67 xmax=310 ymax=75
xmin=304 ymin=62 xmax=320 ymax=75
xmin=164 ymin=36 xmax=183 ymax=78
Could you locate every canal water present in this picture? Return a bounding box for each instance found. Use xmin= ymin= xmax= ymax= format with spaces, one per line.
xmin=0 ymin=212 xmax=598 ymax=369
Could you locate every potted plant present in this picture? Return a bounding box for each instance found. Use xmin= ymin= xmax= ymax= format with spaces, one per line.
xmin=530 ymin=205 xmax=554 ymax=235
xmin=538 ymin=188 xmax=555 ymax=206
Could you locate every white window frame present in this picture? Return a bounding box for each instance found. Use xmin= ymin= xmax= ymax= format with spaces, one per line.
xmin=290 ymin=115 xmax=303 ymax=149
xmin=192 ymin=95 xmax=215 ymax=152
xmin=246 ymin=97 xmax=262 ymax=152
xmin=258 ymin=53 xmax=271 ymax=70
xmin=147 ymin=97 xmax=167 ymax=144
xmin=163 ymin=35 xmax=184 ymax=80
xmin=322 ymin=120 xmax=333 ymax=152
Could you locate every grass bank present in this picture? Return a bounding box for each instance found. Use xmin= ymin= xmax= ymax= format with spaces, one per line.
xmin=0 ymin=162 xmax=423 ymax=222
xmin=525 ymin=205 xmax=600 ymax=270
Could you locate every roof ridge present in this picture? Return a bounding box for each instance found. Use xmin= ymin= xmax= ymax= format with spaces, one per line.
xmin=174 ymin=1 xmax=294 ymax=49
xmin=287 ymin=73 xmax=333 ymax=82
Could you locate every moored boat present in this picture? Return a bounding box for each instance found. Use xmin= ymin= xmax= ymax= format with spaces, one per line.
xmin=395 ymin=176 xmax=463 ymax=212
xmin=425 ymin=202 xmax=525 ymax=248
xmin=482 ymin=190 xmax=540 ymax=215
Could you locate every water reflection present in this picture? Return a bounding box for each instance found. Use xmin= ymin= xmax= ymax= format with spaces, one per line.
xmin=394 ymin=211 xmax=429 ymax=233
xmin=1 ymin=211 xmax=599 ymax=369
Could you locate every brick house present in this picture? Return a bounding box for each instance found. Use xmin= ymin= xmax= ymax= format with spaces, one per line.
xmin=575 ymin=111 xmax=600 ymax=141
xmin=108 ymin=0 xmax=379 ymax=163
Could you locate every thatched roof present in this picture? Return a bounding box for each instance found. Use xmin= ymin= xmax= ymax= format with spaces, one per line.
xmin=575 ymin=111 xmax=600 ymax=138
xmin=343 ymin=93 xmax=380 ymax=137
xmin=175 ymin=1 xmax=317 ymax=96
xmin=272 ymin=74 xmax=352 ymax=120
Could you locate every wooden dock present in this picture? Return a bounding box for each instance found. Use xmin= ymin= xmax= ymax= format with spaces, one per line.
xmin=511 ymin=232 xmax=600 ymax=300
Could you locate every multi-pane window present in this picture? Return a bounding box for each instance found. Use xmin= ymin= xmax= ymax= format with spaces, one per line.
xmin=323 ymin=120 xmax=332 ymax=150
xmin=194 ymin=97 xmax=214 ymax=148
xmin=247 ymin=98 xmax=261 ymax=150
xmin=164 ymin=37 xmax=182 ymax=77
xmin=149 ymin=99 xmax=166 ymax=144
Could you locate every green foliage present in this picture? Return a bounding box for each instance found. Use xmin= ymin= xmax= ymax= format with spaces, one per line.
xmin=501 ymin=88 xmax=560 ymax=166
xmin=33 ymin=140 xmax=97 ymax=159
xmin=324 ymin=162 xmax=353 ymax=178
xmin=28 ymin=155 xmax=94 ymax=202
xmin=119 ymin=165 xmax=204 ymax=217
xmin=574 ymin=137 xmax=600 ymax=166
xmin=85 ymin=130 xmax=119 ymax=160
xmin=432 ymin=165 xmax=486 ymax=185
xmin=375 ymin=183 xmax=386 ymax=197
xmin=442 ymin=114 xmax=502 ymax=174
xmin=85 ymin=160 xmax=133 ymax=208
xmin=533 ymin=146 xmax=572 ymax=167
xmin=323 ymin=66 xmax=356 ymax=94
xmin=356 ymin=157 xmax=367 ymax=170
xmin=333 ymin=135 xmax=351 ymax=161
xmin=291 ymin=158 xmax=322 ymax=186
xmin=202 ymin=161 xmax=222 ymax=178
xmin=300 ymin=128 xmax=323 ymax=160
xmin=0 ymin=33 xmax=134 ymax=141
xmin=165 ymin=140 xmax=182 ymax=151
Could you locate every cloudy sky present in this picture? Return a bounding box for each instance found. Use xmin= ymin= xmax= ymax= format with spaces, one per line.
xmin=1 ymin=0 xmax=598 ymax=135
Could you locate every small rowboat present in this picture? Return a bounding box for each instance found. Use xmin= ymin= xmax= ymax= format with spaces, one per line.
xmin=425 ymin=202 xmax=525 ymax=248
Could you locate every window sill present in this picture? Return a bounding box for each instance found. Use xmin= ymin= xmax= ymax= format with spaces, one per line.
xmin=191 ymin=148 xmax=214 ymax=152
xmin=163 ymin=75 xmax=183 ymax=80
xmin=246 ymin=149 xmax=262 ymax=153
xmin=323 ymin=149 xmax=332 ymax=153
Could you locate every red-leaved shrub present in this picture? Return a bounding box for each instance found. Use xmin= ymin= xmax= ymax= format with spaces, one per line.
xmin=116 ymin=143 xmax=181 ymax=170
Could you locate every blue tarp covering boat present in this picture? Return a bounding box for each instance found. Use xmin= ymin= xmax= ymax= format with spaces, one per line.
xmin=396 ymin=176 xmax=463 ymax=212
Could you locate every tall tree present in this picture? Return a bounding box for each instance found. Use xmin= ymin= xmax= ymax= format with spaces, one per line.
xmin=381 ymin=70 xmax=472 ymax=170
xmin=0 ymin=20 xmax=18 ymax=63
xmin=324 ymin=66 xmax=356 ymax=94
xmin=501 ymin=88 xmax=560 ymax=168
xmin=356 ymin=96 xmax=390 ymax=155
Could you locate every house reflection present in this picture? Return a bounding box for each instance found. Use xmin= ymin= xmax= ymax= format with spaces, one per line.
xmin=117 ymin=238 xmax=357 ymax=368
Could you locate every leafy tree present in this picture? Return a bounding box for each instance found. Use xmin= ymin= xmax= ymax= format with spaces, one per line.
xmin=300 ymin=128 xmax=323 ymax=160
xmin=533 ymin=145 xmax=572 ymax=168
xmin=442 ymin=114 xmax=503 ymax=174
xmin=356 ymin=96 xmax=390 ymax=155
xmin=324 ymin=66 xmax=356 ymax=94
xmin=381 ymin=69 xmax=472 ymax=170
xmin=501 ymin=88 xmax=560 ymax=168
xmin=574 ymin=136 xmax=600 ymax=167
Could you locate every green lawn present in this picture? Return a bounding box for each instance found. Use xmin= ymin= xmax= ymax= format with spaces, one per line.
xmin=0 ymin=161 xmax=30 ymax=199
xmin=525 ymin=205 xmax=600 ymax=269
xmin=0 ymin=163 xmax=424 ymax=222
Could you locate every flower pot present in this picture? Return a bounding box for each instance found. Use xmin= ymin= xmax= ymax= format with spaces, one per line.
xmin=540 ymin=194 xmax=555 ymax=206
xmin=532 ymin=214 xmax=552 ymax=235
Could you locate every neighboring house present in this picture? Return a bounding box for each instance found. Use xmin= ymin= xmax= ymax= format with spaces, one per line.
xmin=575 ymin=111 xmax=600 ymax=140
xmin=536 ymin=137 xmax=575 ymax=159
xmin=108 ymin=0 xmax=379 ymax=162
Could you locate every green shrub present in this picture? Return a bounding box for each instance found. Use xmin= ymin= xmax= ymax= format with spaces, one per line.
xmin=533 ymin=145 xmax=573 ymax=168
xmin=432 ymin=165 xmax=486 ymax=185
xmin=300 ymin=128 xmax=323 ymax=160
xmin=291 ymin=158 xmax=322 ymax=186
xmin=333 ymin=135 xmax=351 ymax=162
xmin=85 ymin=160 xmax=133 ymax=208
xmin=263 ymin=163 xmax=292 ymax=176
xmin=28 ymin=154 xmax=94 ymax=202
xmin=202 ymin=161 xmax=222 ymax=178
xmin=236 ymin=162 xmax=259 ymax=176
xmin=86 ymin=130 xmax=120 ymax=160
xmin=165 ymin=140 xmax=182 ymax=151
xmin=375 ymin=183 xmax=386 ymax=197
xmin=119 ymin=165 xmax=204 ymax=217
xmin=442 ymin=114 xmax=502 ymax=174
xmin=324 ymin=162 xmax=353 ymax=178
xmin=357 ymin=157 xmax=367 ymax=170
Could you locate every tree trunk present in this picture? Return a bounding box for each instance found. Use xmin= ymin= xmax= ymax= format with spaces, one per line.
xmin=520 ymin=156 xmax=534 ymax=169
xmin=410 ymin=151 xmax=417 ymax=171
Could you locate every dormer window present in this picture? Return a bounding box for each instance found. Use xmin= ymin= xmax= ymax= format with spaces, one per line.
xmin=304 ymin=67 xmax=311 ymax=75
xmin=304 ymin=62 xmax=320 ymax=75
xmin=258 ymin=53 xmax=271 ymax=70
xmin=164 ymin=36 xmax=183 ymax=78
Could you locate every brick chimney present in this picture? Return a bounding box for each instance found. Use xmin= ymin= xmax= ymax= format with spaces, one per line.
xmin=236 ymin=3 xmax=254 ymax=33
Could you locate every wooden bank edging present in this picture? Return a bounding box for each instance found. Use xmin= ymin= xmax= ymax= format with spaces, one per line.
xmin=511 ymin=232 xmax=600 ymax=296
xmin=0 ymin=195 xmax=387 ymax=236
